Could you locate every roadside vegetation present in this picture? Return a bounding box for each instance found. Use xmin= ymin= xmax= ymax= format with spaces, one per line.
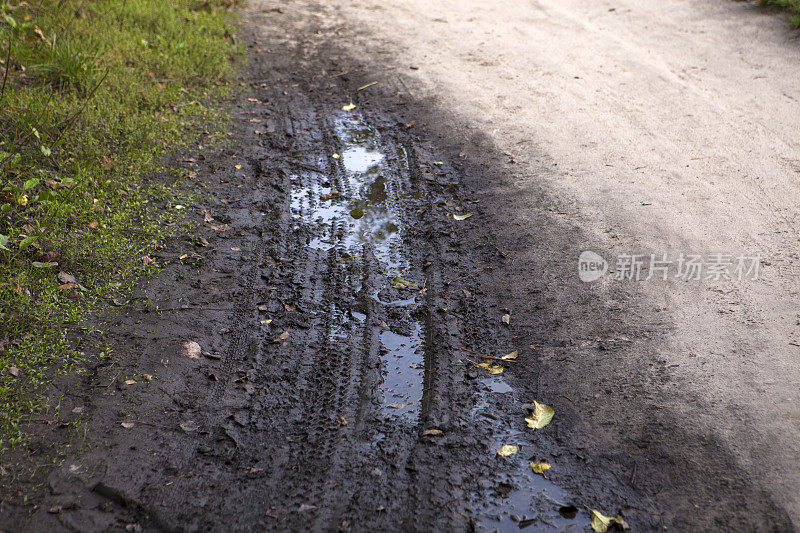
xmin=0 ymin=0 xmax=240 ymax=453
xmin=755 ymin=0 xmax=800 ymax=27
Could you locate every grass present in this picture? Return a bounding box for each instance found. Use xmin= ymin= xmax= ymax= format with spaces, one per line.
xmin=754 ymin=0 xmax=800 ymax=27
xmin=0 ymin=0 xmax=241 ymax=453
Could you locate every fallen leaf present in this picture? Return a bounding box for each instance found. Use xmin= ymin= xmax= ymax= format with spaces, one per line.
xmin=273 ymin=330 xmax=290 ymax=343
xmin=211 ymin=224 xmax=230 ymax=231
xmin=525 ymin=400 xmax=554 ymax=430
xmin=174 ymin=205 xmax=185 ymax=210
xmin=433 ymin=161 xmax=444 ymax=166
xmin=203 ymin=351 xmax=221 ymax=360
xmin=298 ymin=503 xmax=317 ymax=512
xmin=529 ymin=460 xmax=551 ymax=476
xmin=589 ymin=508 xmax=621 ymax=533
xmin=342 ymin=102 xmax=356 ymax=111
xmin=282 ymin=300 xmax=296 ymax=312
xmin=422 ymin=428 xmax=443 ymax=436
xmin=181 ymin=340 xmax=202 ymax=359
xmin=502 ymin=313 xmax=510 ymax=325
xmin=141 ymin=255 xmax=154 ymax=265
xmin=87 ymin=221 xmax=99 ymax=229
xmin=260 ymin=319 xmax=273 ymax=325
xmin=121 ymin=422 xmax=134 ymax=429
xmin=390 ymin=278 xmax=418 ymax=290
xmin=338 ymin=416 xmax=348 ymax=426
xmin=501 ymin=349 xmax=519 ymax=361
xmin=124 ymin=379 xmax=136 ymax=385
xmin=180 ymin=420 xmax=199 ymax=432
xmin=357 ymin=81 xmax=377 ymax=91
xmin=203 ymin=210 xmax=214 ymax=222
xmin=453 ymin=213 xmax=473 ymax=221
xmin=8 ymin=366 xmax=19 ymax=377
xmin=388 ymin=402 xmax=404 ymax=409
xmin=235 ymin=164 xmax=242 ymax=169
xmin=332 ymin=153 xmax=340 ymax=159
xmin=57 ymin=271 xmax=76 ymax=284
xmin=475 ymin=361 xmax=504 ymax=374
xmin=496 ymin=445 xmax=518 ymax=456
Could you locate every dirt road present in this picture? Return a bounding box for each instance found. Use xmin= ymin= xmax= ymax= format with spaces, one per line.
xmin=4 ymin=0 xmax=800 ymax=531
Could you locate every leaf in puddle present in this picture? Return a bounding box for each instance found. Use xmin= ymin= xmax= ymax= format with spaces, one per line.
xmin=181 ymin=340 xmax=202 ymax=359
xmin=529 ymin=460 xmax=551 ymax=476
xmin=349 ymin=208 xmax=364 ymax=219
xmin=388 ymin=402 xmax=404 ymax=409
xmin=121 ymin=422 xmax=134 ymax=429
xmin=589 ymin=508 xmax=620 ymax=533
xmin=452 ymin=213 xmax=473 ymax=221
xmin=390 ymin=278 xmax=418 ymax=290
xmin=342 ymin=102 xmax=356 ymax=111
xmin=525 ymin=400 xmax=554 ymax=430
xmin=496 ymin=445 xmax=518 ymax=457
xmin=501 ymin=349 xmax=519 ymax=361
xmin=272 ymin=330 xmax=290 ymax=343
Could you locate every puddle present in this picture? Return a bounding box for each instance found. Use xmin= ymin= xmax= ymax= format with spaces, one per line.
xmin=292 ymin=111 xmax=425 ymax=422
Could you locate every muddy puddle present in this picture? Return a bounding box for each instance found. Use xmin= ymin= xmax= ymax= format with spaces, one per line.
xmin=290 ymin=111 xmax=425 ymax=421
xmin=290 ymin=108 xmax=580 ymax=529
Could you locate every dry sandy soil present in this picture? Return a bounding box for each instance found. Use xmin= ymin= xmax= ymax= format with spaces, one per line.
xmin=2 ymin=1 xmax=800 ymax=531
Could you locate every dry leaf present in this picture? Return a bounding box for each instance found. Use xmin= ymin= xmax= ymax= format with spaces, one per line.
xmin=342 ymin=102 xmax=356 ymax=111
xmin=121 ymin=422 xmax=134 ymax=429
xmin=453 ymin=213 xmax=473 ymax=221
xmin=388 ymin=402 xmax=404 ymax=409
xmin=529 ymin=460 xmax=551 ymax=476
xmin=273 ymin=330 xmax=290 ymax=343
xmin=180 ymin=420 xmax=199 ymax=432
xmin=589 ymin=509 xmax=620 ymax=533
xmin=525 ymin=400 xmax=554 ymax=430
xmin=496 ymin=445 xmax=518 ymax=457
xmin=57 ymin=271 xmax=76 ymax=284
xmin=422 ymin=428 xmax=443 ymax=436
xmin=502 ymin=313 xmax=510 ymax=325
xmin=203 ymin=210 xmax=214 ymax=222
xmin=141 ymin=255 xmax=154 ymax=265
xmin=501 ymin=349 xmax=519 ymax=361
xmin=181 ymin=340 xmax=202 ymax=359
xmin=235 ymin=164 xmax=242 ymax=169
xmin=124 ymin=379 xmax=136 ymax=385
xmin=8 ymin=366 xmax=19 ymax=377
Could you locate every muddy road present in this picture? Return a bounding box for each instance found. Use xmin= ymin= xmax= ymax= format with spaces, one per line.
xmin=3 ymin=0 xmax=800 ymax=531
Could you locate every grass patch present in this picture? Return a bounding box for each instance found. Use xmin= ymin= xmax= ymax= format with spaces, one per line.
xmin=0 ymin=0 xmax=241 ymax=452
xmin=754 ymin=0 xmax=800 ymax=28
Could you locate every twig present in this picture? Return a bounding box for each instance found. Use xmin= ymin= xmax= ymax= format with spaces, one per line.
xmin=1 ymin=33 xmax=11 ymax=97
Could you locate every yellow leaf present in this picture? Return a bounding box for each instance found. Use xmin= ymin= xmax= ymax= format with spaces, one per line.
xmin=496 ymin=445 xmax=518 ymax=456
xmin=525 ymin=400 xmax=554 ymax=430
xmin=332 ymin=153 xmax=340 ymax=159
xmin=487 ymin=364 xmax=504 ymax=374
xmin=452 ymin=213 xmax=473 ymax=221
xmin=234 ymin=164 xmax=242 ymax=169
xmin=501 ymin=349 xmax=518 ymax=360
xmin=342 ymin=102 xmax=356 ymax=111
xmin=589 ymin=509 xmax=616 ymax=533
xmin=529 ymin=460 xmax=551 ymax=475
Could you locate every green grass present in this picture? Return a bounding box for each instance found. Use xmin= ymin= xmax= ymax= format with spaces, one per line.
xmin=0 ymin=0 xmax=241 ymax=452
xmin=755 ymin=0 xmax=800 ymax=27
